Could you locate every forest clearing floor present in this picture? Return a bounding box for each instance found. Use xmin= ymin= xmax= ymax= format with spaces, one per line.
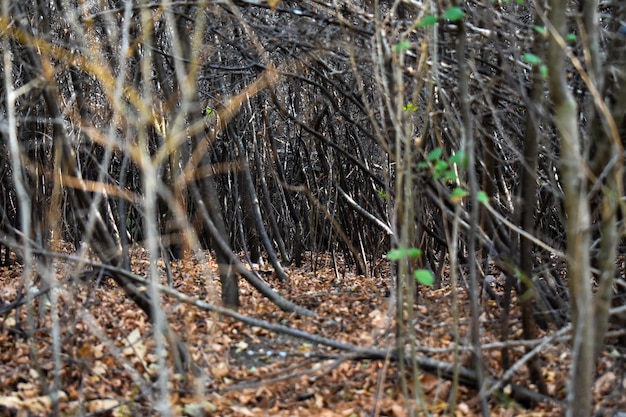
xmin=0 ymin=245 xmax=625 ymax=416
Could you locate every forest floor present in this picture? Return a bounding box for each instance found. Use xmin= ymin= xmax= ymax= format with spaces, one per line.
xmin=0 ymin=245 xmax=625 ymax=417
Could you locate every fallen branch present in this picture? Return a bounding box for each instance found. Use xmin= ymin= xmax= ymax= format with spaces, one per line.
xmin=96 ymin=257 xmax=563 ymax=408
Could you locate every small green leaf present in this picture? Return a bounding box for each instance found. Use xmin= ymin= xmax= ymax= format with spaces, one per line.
xmin=539 ymin=64 xmax=548 ymax=77
xmin=414 ymin=269 xmax=435 ymax=286
xmin=442 ymin=7 xmax=465 ymax=21
xmin=395 ymin=40 xmax=411 ymax=53
xmin=450 ymin=187 xmax=469 ymax=203
xmin=523 ymin=53 xmax=542 ymax=65
xmin=376 ymin=189 xmax=388 ymax=199
xmin=388 ymin=247 xmax=422 ymax=261
xmin=450 ymin=149 xmax=467 ymax=167
xmin=427 ymin=147 xmax=443 ymax=161
xmin=434 ymin=159 xmax=449 ymax=172
xmin=403 ymin=102 xmax=418 ymax=112
xmin=417 ymin=161 xmax=429 ymax=169
xmin=443 ymin=170 xmax=458 ymax=182
xmin=477 ymin=191 xmax=489 ymax=204
xmin=416 ymin=15 xmax=438 ymax=28
xmin=533 ymin=26 xmax=547 ymax=36
xmin=204 ymin=107 xmax=213 ymax=115
xmin=566 ymin=33 xmax=577 ymax=42
xmin=406 ymin=248 xmax=422 ymax=258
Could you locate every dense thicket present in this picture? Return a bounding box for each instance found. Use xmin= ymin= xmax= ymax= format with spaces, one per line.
xmin=1 ymin=1 xmax=625 ymax=415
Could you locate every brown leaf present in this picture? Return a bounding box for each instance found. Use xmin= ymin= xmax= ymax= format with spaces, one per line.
xmin=266 ymin=0 xmax=280 ymax=10
xmin=78 ymin=342 xmax=93 ymax=359
xmin=391 ymin=403 xmax=407 ymax=417
xmin=594 ymin=371 xmax=616 ymax=395
xmin=0 ymin=395 xmax=21 ymax=410
xmin=87 ymin=399 xmax=119 ymax=413
xmin=213 ymin=362 xmax=229 ymax=379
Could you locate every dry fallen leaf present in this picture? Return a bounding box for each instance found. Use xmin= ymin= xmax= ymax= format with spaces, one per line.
xmin=78 ymin=342 xmax=94 ymax=359
xmin=230 ymin=404 xmax=255 ymax=416
xmin=315 ymin=392 xmax=325 ymax=408
xmin=421 ymin=373 xmax=439 ymax=393
xmin=213 ymin=362 xmax=230 ymax=379
xmin=17 ymin=382 xmax=38 ymax=397
xmin=88 ymin=399 xmax=120 ymax=413
xmin=594 ymin=371 xmax=616 ymax=395
xmin=456 ymin=402 xmax=470 ymax=415
xmin=0 ymin=395 xmax=21 ymax=410
xmin=266 ymin=0 xmax=280 ymax=10
xmin=391 ymin=403 xmax=407 ymax=417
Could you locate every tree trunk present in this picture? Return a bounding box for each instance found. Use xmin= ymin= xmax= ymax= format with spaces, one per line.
xmin=587 ymin=0 xmax=626 ymax=362
xmin=546 ymin=2 xmax=594 ymax=415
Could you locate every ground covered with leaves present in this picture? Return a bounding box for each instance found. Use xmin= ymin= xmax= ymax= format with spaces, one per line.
xmin=0 ymin=247 xmax=625 ymax=416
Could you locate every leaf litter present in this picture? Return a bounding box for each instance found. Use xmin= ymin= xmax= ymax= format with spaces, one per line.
xmin=0 ymin=247 xmax=624 ymax=416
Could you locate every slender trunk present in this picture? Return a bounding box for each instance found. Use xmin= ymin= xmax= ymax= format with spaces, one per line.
xmin=509 ymin=8 xmax=548 ymax=393
xmin=253 ymin=133 xmax=290 ymax=264
xmin=586 ymin=0 xmax=625 ymax=362
xmin=546 ymin=2 xmax=594 ymax=415
xmin=231 ymin=127 xmax=289 ymax=281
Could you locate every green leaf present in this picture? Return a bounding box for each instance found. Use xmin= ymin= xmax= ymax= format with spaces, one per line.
xmin=533 ymin=26 xmax=547 ymax=36
xmin=376 ymin=189 xmax=388 ymax=199
xmin=450 ymin=187 xmax=469 ymax=203
xmin=442 ymin=7 xmax=465 ymax=21
xmin=539 ymin=64 xmax=548 ymax=78
xmin=395 ymin=40 xmax=411 ymax=54
xmin=427 ymin=147 xmax=443 ymax=161
xmin=477 ymin=191 xmax=489 ymax=204
xmin=414 ymin=269 xmax=435 ymax=286
xmin=406 ymin=248 xmax=422 ymax=258
xmin=387 ymin=249 xmax=403 ymax=261
xmin=434 ymin=159 xmax=449 ymax=172
xmin=443 ymin=170 xmax=458 ymax=182
xmin=416 ymin=15 xmax=438 ymax=28
xmin=403 ymin=102 xmax=418 ymax=112
xmin=204 ymin=107 xmax=213 ymax=115
xmin=450 ymin=149 xmax=467 ymax=167
xmin=566 ymin=33 xmax=577 ymax=42
xmin=388 ymin=247 xmax=422 ymax=261
xmin=417 ymin=161 xmax=429 ymax=169
xmin=523 ymin=53 xmax=542 ymax=65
